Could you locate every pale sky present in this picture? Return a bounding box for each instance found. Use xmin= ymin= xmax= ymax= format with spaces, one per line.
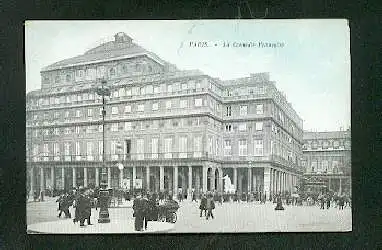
xmin=25 ymin=20 xmax=350 ymax=132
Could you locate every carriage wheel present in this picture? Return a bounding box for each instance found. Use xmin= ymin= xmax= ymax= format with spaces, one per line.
xmin=171 ymin=212 xmax=177 ymax=223
xmin=159 ymin=214 xmax=166 ymax=222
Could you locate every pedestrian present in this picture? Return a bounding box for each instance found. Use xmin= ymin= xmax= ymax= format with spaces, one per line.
xmin=199 ymin=194 xmax=207 ymax=217
xmin=319 ymin=194 xmax=325 ymax=209
xmin=274 ymin=194 xmax=285 ymax=210
xmin=133 ymin=193 xmax=144 ymax=231
xmin=326 ymin=194 xmax=331 ymax=209
xmin=206 ymin=194 xmax=215 ymax=220
xmin=192 ymin=190 xmax=196 ymax=202
xmin=338 ymin=195 xmax=345 ymax=210
xmin=56 ymin=194 xmax=64 ymax=218
xmin=142 ymin=193 xmax=149 ymax=231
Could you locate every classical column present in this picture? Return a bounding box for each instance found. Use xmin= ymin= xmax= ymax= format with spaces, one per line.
xmin=84 ymin=167 xmax=88 ymax=188
xmin=107 ymin=167 xmax=111 ymax=188
xmin=119 ymin=167 xmax=124 ymax=188
xmin=328 ymin=177 xmax=331 ymax=191
xmin=339 ymin=178 xmax=342 ymax=195
xmin=195 ymin=167 xmax=200 ymax=194
xmin=61 ymin=167 xmax=65 ymax=190
xmin=173 ymin=166 xmax=178 ymax=196
xmin=95 ymin=168 xmax=100 ymax=187
xmin=253 ymin=173 xmax=257 ymax=192
xmin=211 ymin=168 xmax=216 ymax=191
xmin=72 ymin=167 xmax=76 ymax=188
xmin=132 ymin=166 xmax=136 ymax=191
xmin=233 ymin=167 xmax=237 ymax=191
xmin=202 ymin=165 xmax=208 ymax=192
xmin=50 ymin=167 xmax=55 ymax=189
xmin=248 ymin=167 xmax=252 ymax=192
xmin=146 ymin=166 xmax=150 ymax=192
xmin=160 ymin=166 xmax=164 ymax=191
xmin=263 ymin=167 xmax=271 ymax=199
xmin=29 ymin=167 xmax=34 ymax=196
xmin=188 ymin=166 xmax=192 ymax=197
xmin=238 ymin=171 xmax=242 ymax=192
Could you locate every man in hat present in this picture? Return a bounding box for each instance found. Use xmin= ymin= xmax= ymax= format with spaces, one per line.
xmin=133 ymin=193 xmax=144 ymax=231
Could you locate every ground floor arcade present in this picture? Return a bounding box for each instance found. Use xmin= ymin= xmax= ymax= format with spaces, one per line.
xmin=27 ymin=161 xmax=301 ymax=199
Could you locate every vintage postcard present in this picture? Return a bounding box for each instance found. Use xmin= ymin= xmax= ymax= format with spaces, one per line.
xmin=25 ymin=20 xmax=351 ymax=233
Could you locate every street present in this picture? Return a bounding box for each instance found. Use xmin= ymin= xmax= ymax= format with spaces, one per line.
xmin=27 ymin=198 xmax=351 ymax=233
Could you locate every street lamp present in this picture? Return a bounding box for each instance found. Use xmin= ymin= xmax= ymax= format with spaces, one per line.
xmin=96 ymin=79 xmax=111 ymax=223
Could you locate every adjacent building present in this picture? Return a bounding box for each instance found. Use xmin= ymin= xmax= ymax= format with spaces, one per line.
xmin=26 ymin=32 xmax=304 ymax=199
xmin=301 ymin=130 xmax=351 ymax=195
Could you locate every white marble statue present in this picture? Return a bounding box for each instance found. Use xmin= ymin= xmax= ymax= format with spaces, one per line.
xmin=223 ymin=175 xmax=236 ymax=194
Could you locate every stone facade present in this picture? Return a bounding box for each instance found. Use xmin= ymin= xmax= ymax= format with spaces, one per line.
xmin=26 ymin=32 xmax=304 ymax=199
xmin=302 ymin=130 xmax=351 ymax=194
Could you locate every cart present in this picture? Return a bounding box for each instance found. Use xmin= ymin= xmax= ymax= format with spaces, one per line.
xmin=154 ymin=200 xmax=179 ymax=223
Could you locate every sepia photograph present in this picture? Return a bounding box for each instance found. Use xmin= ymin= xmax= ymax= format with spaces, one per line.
xmin=25 ymin=20 xmax=351 ymax=234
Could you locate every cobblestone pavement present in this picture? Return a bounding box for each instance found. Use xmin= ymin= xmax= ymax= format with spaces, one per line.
xmin=27 ymin=198 xmax=351 ymax=233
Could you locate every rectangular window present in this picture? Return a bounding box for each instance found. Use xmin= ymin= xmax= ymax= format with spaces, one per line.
xmin=86 ymin=126 xmax=92 ymax=134
xmin=98 ymin=125 xmax=102 ymax=132
xmin=181 ymin=83 xmax=188 ymax=90
xmin=86 ymin=142 xmax=93 ymax=160
xmin=226 ymin=106 xmax=232 ymax=116
xmin=119 ymin=88 xmax=125 ymax=97
xmin=66 ymin=96 xmax=70 ymax=103
xmin=153 ymin=86 xmax=160 ymax=94
xmin=240 ymin=105 xmax=248 ymax=116
xmin=215 ymin=139 xmax=219 ymax=156
xmin=195 ymin=98 xmax=202 ymax=107
xmin=124 ymin=122 xmax=131 ymax=131
xmin=53 ymin=143 xmax=59 ymax=156
xmin=75 ymin=126 xmax=80 ymax=134
xmin=225 ymin=124 xmax=232 ymax=132
xmin=98 ymin=141 xmax=103 ymax=160
xmin=111 ymin=123 xmax=118 ymax=132
xmin=146 ymin=85 xmax=153 ymax=95
xmin=137 ymin=104 xmax=144 ymax=112
xmin=224 ymin=140 xmax=232 ymax=156
xmin=152 ymin=102 xmax=159 ymax=111
xmin=194 ymin=136 xmax=202 ymax=157
xmin=88 ymin=93 xmax=94 ymax=100
xmin=54 ymin=128 xmax=59 ymax=135
xmin=111 ymin=106 xmax=119 ymax=115
xmin=77 ymin=94 xmax=82 ymax=102
xmin=255 ymin=122 xmax=263 ymax=131
xmin=239 ymin=139 xmax=248 ymax=156
xmin=256 ymin=104 xmax=264 ymax=115
xmin=55 ymin=97 xmax=60 ymax=105
xmin=151 ymin=138 xmax=158 ymax=159
xmin=136 ymin=138 xmax=144 ymax=160
xmin=164 ymin=138 xmax=173 ymax=158
xmin=125 ymin=88 xmax=132 ymax=96
xmin=238 ymin=123 xmax=247 ymax=131
xmin=83 ymin=93 xmax=88 ymax=101
xmin=111 ymin=141 xmax=117 ymax=160
xmin=87 ymin=109 xmax=93 ymax=117
xmin=208 ymin=137 xmax=213 ymax=155
xmin=167 ymin=84 xmax=173 ymax=93
xmin=254 ymin=139 xmax=263 ymax=156
xmin=140 ymin=87 xmax=145 ymax=95
xmin=166 ymin=100 xmax=172 ymax=109
xmin=54 ymin=112 xmax=60 ymax=119
xmin=179 ymin=137 xmax=187 ymax=158
xmin=124 ymin=105 xmax=131 ymax=113
xmin=180 ymin=99 xmax=188 ymax=108
xmin=75 ymin=142 xmax=80 ymax=159
xmin=64 ymin=143 xmax=70 ymax=156
xmin=76 ymin=110 xmax=81 ymax=118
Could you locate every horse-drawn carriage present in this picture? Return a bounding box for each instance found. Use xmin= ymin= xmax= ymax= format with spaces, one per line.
xmin=147 ymin=199 xmax=179 ymax=224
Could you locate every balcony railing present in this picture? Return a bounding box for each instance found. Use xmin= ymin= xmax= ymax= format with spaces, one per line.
xmin=26 ymin=153 xmax=300 ymax=169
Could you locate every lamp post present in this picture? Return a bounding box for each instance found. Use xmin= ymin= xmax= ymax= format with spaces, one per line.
xmin=96 ymin=79 xmax=111 ymax=223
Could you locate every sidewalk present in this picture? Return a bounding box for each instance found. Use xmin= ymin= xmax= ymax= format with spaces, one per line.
xmin=27 ymin=206 xmax=174 ymax=234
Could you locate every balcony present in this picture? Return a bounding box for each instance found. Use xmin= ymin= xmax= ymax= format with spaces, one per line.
xmin=26 ymin=153 xmax=301 ymax=169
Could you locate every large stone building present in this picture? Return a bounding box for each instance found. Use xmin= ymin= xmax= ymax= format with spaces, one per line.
xmin=26 ymin=32 xmax=304 ymax=199
xmin=301 ymin=130 xmax=351 ymax=195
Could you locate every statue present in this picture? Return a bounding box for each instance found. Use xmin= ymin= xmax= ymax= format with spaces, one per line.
xmin=223 ymin=175 xmax=235 ymax=194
